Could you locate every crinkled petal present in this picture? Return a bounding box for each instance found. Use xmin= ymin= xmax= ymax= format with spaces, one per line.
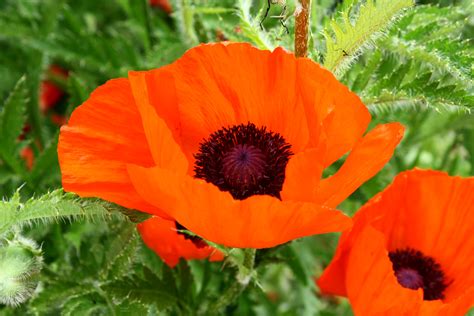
xmin=127 ymin=165 xmax=352 ymax=248
xmin=296 ymin=57 xmax=371 ymax=163
xmin=128 ymin=71 xmax=188 ymax=173
xmin=315 ymin=123 xmax=405 ymax=208
xmin=58 ymin=78 xmax=167 ymax=217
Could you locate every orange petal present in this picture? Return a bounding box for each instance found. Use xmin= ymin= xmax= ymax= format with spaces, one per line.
xmin=346 ymin=226 xmax=422 ymax=316
xmin=170 ymin=43 xmax=310 ymax=153
xmin=128 ymin=71 xmax=188 ymax=173
xmin=58 ymin=78 xmax=167 ymax=217
xmin=138 ymin=217 xmax=223 ymax=268
xmin=296 ymin=57 xmax=371 ymax=163
xmin=315 ymin=123 xmax=405 ymax=208
xmin=127 ymin=165 xmax=352 ymax=248
xmin=281 ymin=149 xmax=324 ymax=202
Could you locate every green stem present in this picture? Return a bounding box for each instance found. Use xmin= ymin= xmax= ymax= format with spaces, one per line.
xmin=207 ymin=249 xmax=256 ymax=314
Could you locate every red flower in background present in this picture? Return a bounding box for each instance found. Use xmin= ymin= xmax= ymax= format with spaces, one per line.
xmin=138 ymin=217 xmax=223 ymax=268
xmin=20 ymin=147 xmax=34 ymax=170
xmin=149 ymin=0 xmax=172 ymax=13
xmin=40 ymin=65 xmax=68 ymax=113
xmin=317 ymin=169 xmax=474 ymax=316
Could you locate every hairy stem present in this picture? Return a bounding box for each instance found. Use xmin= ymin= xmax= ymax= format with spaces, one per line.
xmin=207 ymin=248 xmax=256 ymax=314
xmin=295 ymin=0 xmax=311 ymax=57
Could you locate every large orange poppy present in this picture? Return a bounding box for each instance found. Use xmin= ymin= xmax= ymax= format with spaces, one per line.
xmin=317 ymin=169 xmax=474 ymax=315
xmin=58 ymin=42 xmax=404 ymax=248
xmin=138 ymin=217 xmax=223 ymax=268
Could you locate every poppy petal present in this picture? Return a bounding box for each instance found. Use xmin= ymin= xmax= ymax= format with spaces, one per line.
xmin=127 ymin=165 xmax=352 ymax=248
xmin=281 ymin=149 xmax=324 ymax=202
xmin=346 ymin=226 xmax=422 ymax=316
xmin=315 ymin=123 xmax=405 ymax=208
xmin=296 ymin=58 xmax=371 ymax=163
xmin=138 ymin=217 xmax=223 ymax=268
xmin=170 ymin=43 xmax=310 ymax=154
xmin=58 ymin=78 xmax=167 ymax=217
xmin=128 ymin=71 xmax=188 ymax=173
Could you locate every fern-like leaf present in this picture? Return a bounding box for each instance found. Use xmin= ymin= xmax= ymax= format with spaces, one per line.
xmin=0 ymin=76 xmax=28 ymax=176
xmin=323 ymin=0 xmax=414 ymax=76
xmin=0 ymin=190 xmax=126 ymax=236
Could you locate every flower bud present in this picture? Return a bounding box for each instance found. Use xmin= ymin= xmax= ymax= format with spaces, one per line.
xmin=0 ymin=236 xmax=43 ymax=306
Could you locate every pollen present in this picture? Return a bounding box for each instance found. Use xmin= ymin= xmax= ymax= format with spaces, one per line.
xmin=194 ymin=123 xmax=293 ymax=200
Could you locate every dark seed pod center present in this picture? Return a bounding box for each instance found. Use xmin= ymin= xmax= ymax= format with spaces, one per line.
xmin=194 ymin=123 xmax=293 ymax=200
xmin=389 ymin=248 xmax=447 ymax=301
xmin=222 ymin=144 xmax=266 ymax=188
xmin=395 ymin=268 xmax=424 ymax=290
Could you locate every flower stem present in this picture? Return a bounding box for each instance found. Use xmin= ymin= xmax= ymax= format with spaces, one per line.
xmin=207 ymin=248 xmax=256 ymax=314
xmin=295 ymin=0 xmax=311 ymax=57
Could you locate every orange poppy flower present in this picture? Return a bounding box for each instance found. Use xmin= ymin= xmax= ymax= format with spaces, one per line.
xmin=58 ymin=42 xmax=404 ymax=248
xmin=149 ymin=0 xmax=172 ymax=13
xmin=138 ymin=217 xmax=223 ymax=268
xmin=317 ymin=169 xmax=474 ymax=315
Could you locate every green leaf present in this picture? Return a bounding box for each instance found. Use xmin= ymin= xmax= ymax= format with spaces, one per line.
xmin=0 ymin=76 xmax=28 ymax=176
xmin=101 ymin=271 xmax=178 ymax=310
xmin=29 ymin=134 xmax=59 ymax=186
xmin=174 ymin=0 xmax=200 ymax=46
xmin=100 ymin=223 xmax=139 ymax=280
xmin=280 ymin=244 xmax=309 ymax=286
xmin=234 ymin=0 xmax=276 ymax=50
xmin=323 ymin=0 xmax=414 ymax=76
xmin=355 ymin=5 xmax=474 ymax=114
xmin=0 ymin=189 xmax=126 ymax=236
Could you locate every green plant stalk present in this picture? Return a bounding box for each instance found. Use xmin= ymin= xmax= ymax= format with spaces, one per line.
xmin=207 ymin=248 xmax=256 ymax=314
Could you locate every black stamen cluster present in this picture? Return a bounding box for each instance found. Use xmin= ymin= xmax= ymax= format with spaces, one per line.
xmin=194 ymin=123 xmax=293 ymax=200
xmin=389 ymin=248 xmax=448 ymax=301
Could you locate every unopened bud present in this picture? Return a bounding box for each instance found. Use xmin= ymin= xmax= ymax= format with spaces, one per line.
xmin=0 ymin=236 xmax=43 ymax=306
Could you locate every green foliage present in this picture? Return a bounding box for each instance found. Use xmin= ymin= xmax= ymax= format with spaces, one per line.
xmin=0 ymin=77 xmax=28 ymax=177
xmin=346 ymin=3 xmax=474 ymax=114
xmin=323 ymin=0 xmax=415 ymax=76
xmin=0 ymin=190 xmax=126 ymax=236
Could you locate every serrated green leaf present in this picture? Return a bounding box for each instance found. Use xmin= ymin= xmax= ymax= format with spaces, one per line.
xmin=101 ymin=273 xmax=178 ymax=310
xmin=323 ymin=0 xmax=414 ymax=76
xmin=100 ymin=223 xmax=139 ymax=280
xmin=0 ymin=189 xmax=126 ymax=236
xmin=0 ymin=76 xmax=28 ymax=176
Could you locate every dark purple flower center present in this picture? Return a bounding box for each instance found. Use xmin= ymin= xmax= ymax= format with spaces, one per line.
xmin=194 ymin=123 xmax=292 ymax=200
xmin=389 ymin=248 xmax=447 ymax=301
xmin=395 ymin=268 xmax=424 ymax=290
